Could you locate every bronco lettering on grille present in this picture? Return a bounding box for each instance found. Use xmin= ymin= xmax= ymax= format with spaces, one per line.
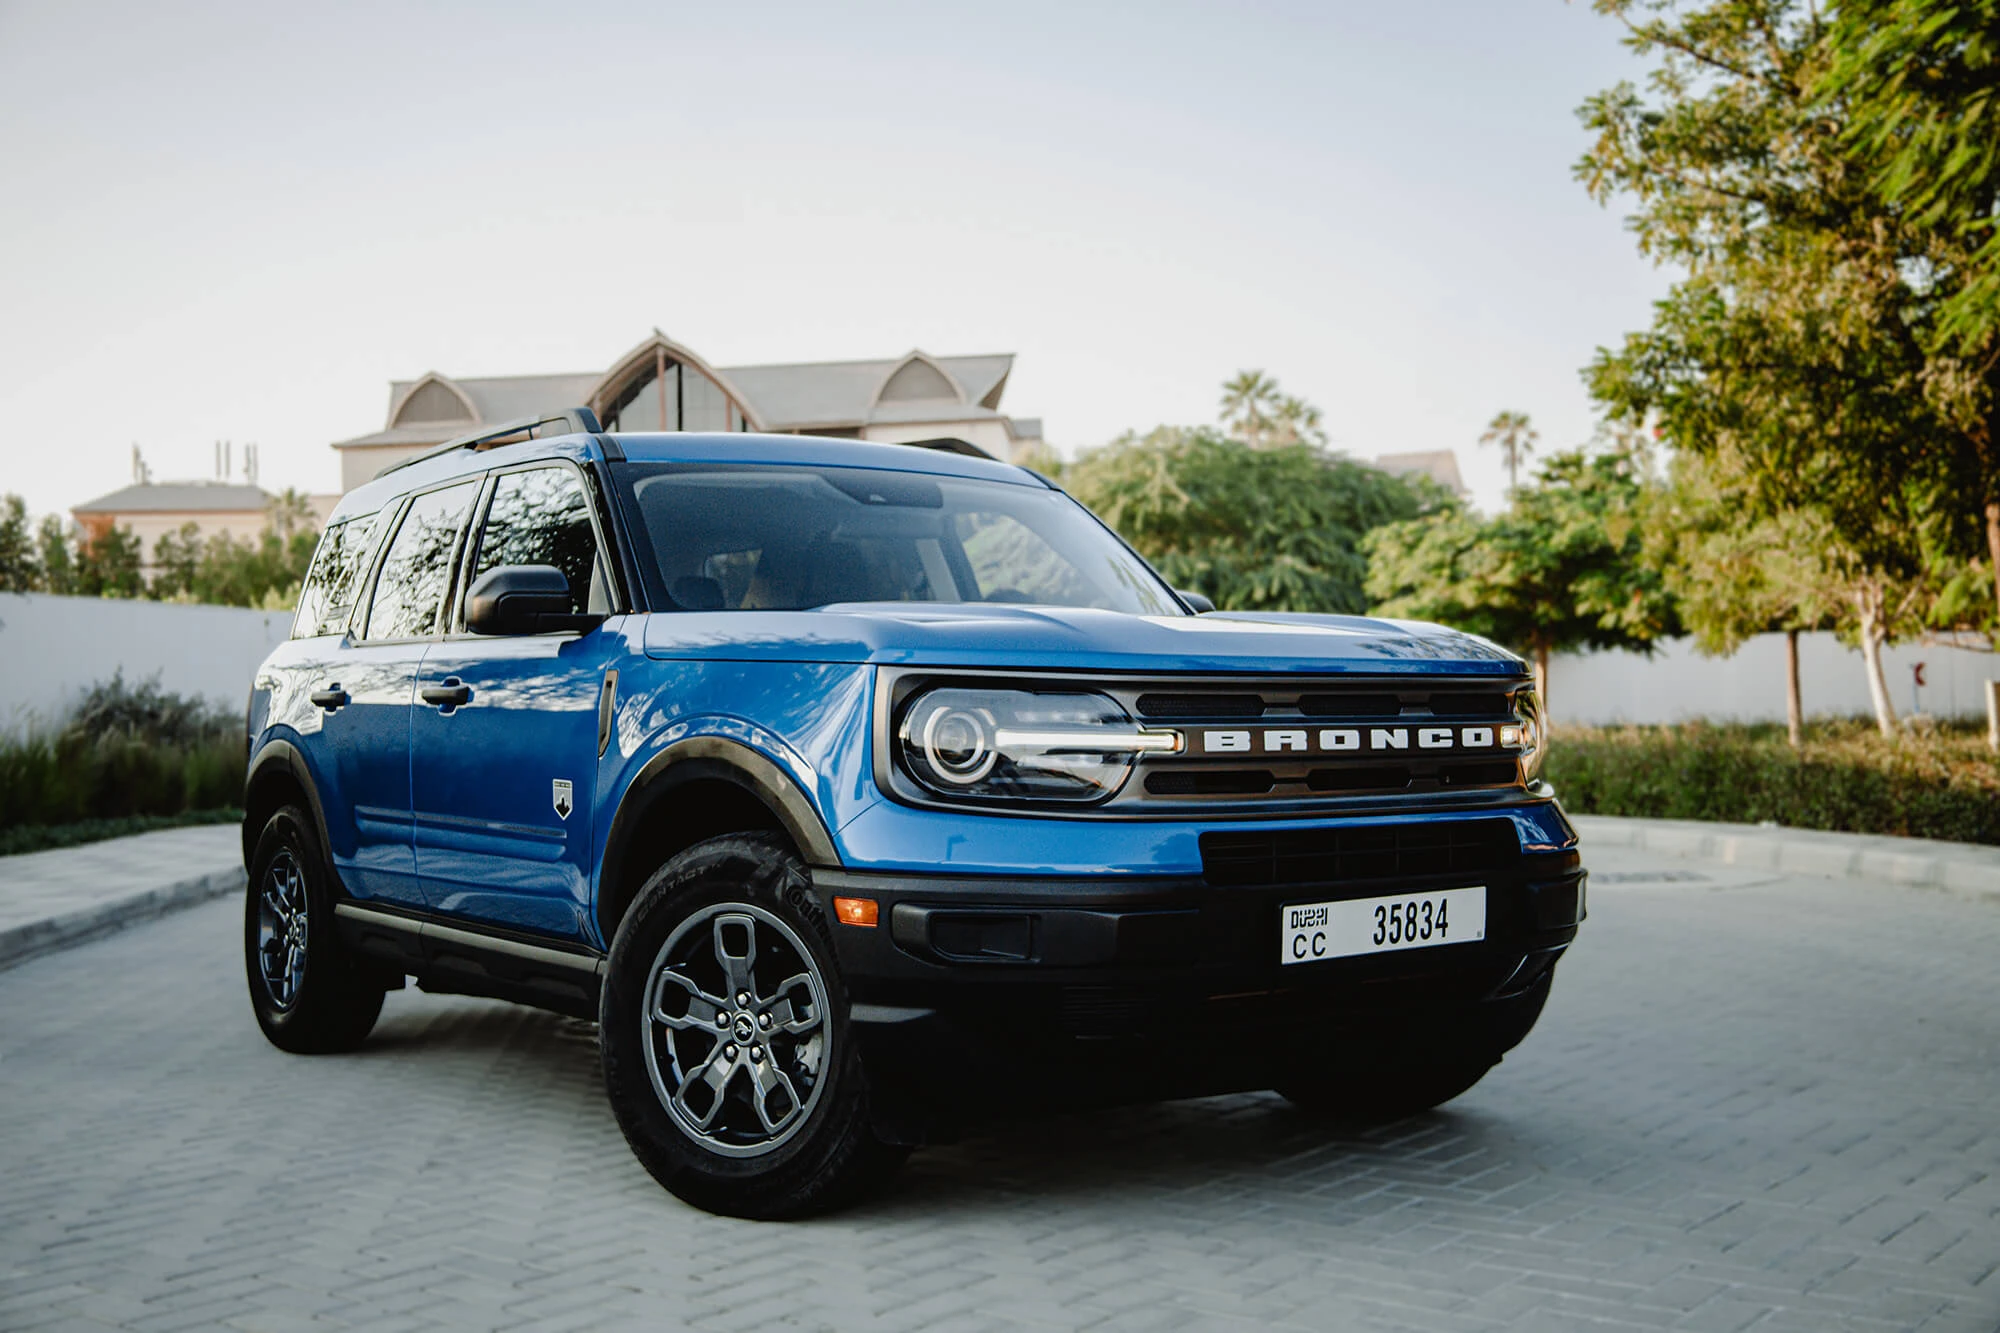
xmin=1197 ymin=726 xmax=1500 ymax=756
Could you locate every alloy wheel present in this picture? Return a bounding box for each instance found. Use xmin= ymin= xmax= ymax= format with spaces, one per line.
xmin=641 ymin=903 xmax=831 ymax=1158
xmin=256 ymin=849 xmax=309 ymax=1011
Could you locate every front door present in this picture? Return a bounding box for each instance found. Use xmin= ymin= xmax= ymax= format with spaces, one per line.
xmin=412 ymin=463 xmax=623 ymax=943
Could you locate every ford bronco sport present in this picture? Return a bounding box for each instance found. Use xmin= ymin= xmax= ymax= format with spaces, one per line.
xmin=242 ymin=408 xmax=1584 ymax=1218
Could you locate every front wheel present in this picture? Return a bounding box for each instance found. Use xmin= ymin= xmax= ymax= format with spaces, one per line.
xmin=599 ymin=833 xmax=905 ymax=1218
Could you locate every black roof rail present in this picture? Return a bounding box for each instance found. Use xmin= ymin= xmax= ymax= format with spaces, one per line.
xmin=377 ymin=407 xmax=604 ymax=479
xmin=900 ymin=436 xmax=996 ymax=460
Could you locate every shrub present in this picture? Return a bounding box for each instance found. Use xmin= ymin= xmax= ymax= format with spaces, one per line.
xmin=1549 ymin=719 xmax=2000 ymax=846
xmin=0 ymin=673 xmax=243 ymax=838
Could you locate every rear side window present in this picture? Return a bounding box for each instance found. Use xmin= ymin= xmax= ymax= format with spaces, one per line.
xmin=468 ymin=466 xmax=610 ymax=617
xmin=291 ymin=512 xmax=380 ymax=639
xmin=361 ymin=481 xmax=480 ymax=641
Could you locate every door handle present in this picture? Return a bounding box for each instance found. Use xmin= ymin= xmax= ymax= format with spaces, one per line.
xmin=421 ymin=678 xmax=473 ymax=712
xmin=310 ymin=685 xmax=349 ymax=711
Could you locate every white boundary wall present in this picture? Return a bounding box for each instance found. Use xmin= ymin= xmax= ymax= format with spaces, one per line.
xmin=1550 ymin=630 xmax=1999 ymax=726
xmin=0 ymin=593 xmax=292 ymax=737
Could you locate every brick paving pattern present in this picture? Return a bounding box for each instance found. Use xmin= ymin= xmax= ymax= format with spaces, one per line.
xmin=1 ymin=847 xmax=1995 ymax=1331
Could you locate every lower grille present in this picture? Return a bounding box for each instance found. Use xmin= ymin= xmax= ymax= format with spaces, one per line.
xmin=1199 ymin=818 xmax=1519 ymax=887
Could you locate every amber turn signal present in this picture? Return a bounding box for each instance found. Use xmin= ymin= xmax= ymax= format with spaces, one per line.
xmin=833 ymin=896 xmax=879 ymax=927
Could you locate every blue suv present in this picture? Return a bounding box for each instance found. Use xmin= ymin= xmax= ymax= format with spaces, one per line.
xmin=242 ymin=408 xmax=1584 ymax=1218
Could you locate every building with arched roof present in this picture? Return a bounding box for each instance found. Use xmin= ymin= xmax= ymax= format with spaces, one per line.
xmin=330 ymin=332 xmax=1047 ymax=493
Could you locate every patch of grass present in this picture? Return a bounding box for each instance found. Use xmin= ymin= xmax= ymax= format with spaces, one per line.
xmin=1548 ymin=718 xmax=2000 ymax=846
xmin=0 ymin=809 xmax=242 ymax=857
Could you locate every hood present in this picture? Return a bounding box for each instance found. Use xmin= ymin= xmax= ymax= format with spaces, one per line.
xmin=642 ymin=604 xmax=1525 ymax=677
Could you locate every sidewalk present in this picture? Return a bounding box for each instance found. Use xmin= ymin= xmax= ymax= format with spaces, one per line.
xmin=0 ymin=824 xmax=242 ymax=969
xmin=1573 ymin=814 xmax=2000 ymax=903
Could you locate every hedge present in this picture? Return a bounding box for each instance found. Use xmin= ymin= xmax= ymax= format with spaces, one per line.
xmin=1547 ymin=719 xmax=2000 ymax=847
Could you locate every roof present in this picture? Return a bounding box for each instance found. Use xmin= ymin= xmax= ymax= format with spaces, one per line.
xmin=73 ymin=482 xmax=270 ymax=514
xmin=1374 ymin=449 xmax=1466 ymax=495
xmin=332 ymin=352 xmax=1020 ymax=449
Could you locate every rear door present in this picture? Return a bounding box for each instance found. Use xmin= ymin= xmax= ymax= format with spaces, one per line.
xmin=411 ymin=462 xmax=624 ymax=943
xmin=329 ymin=478 xmax=484 ymax=910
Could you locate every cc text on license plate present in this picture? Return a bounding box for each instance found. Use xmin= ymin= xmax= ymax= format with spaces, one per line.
xmin=1280 ymin=886 xmax=1487 ymax=965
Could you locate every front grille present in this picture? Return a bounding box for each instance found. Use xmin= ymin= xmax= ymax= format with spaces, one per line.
xmin=1136 ymin=693 xmax=1265 ymax=718
xmin=1144 ymin=769 xmax=1276 ymax=796
xmin=1199 ymin=818 xmax=1519 ymax=887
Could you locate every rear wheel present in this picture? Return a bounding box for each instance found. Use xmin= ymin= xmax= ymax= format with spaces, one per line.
xmin=243 ymin=806 xmax=386 ymax=1054
xmin=599 ymin=833 xmax=905 ymax=1218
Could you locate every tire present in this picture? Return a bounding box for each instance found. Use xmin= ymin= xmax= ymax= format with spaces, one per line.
xmin=599 ymin=832 xmax=906 ymax=1219
xmin=243 ymin=805 xmax=386 ymax=1054
xmin=1277 ymin=973 xmax=1554 ymax=1123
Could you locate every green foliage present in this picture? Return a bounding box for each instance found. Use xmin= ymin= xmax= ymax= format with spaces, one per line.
xmin=1364 ymin=445 xmax=1678 ymax=676
xmin=34 ymin=514 xmax=75 ymax=595
xmin=1827 ymin=1 xmax=2000 ymax=359
xmin=0 ymin=674 xmax=243 ymax=833
xmin=1479 ymin=411 xmax=1538 ymax=492
xmin=1217 ymin=370 xmax=1327 ymax=449
xmin=75 ymin=524 xmax=144 ymax=598
xmin=1067 ymin=426 xmax=1440 ymax=614
xmin=0 ymin=495 xmax=34 ymax=592
xmin=0 ymin=491 xmax=316 ymax=609
xmin=1650 ymin=452 xmax=1838 ymax=655
xmin=1551 ymin=719 xmax=2000 ymax=845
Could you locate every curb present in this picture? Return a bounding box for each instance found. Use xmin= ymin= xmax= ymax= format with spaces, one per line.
xmin=1572 ymin=814 xmax=2000 ymax=904
xmin=0 ymin=863 xmax=246 ymax=972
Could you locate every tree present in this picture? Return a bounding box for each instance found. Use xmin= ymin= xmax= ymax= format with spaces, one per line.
xmin=35 ymin=516 xmax=76 ymax=596
xmin=0 ymin=495 xmax=35 ymax=592
xmin=1578 ymin=0 xmax=1961 ymax=736
xmin=1649 ymin=452 xmax=1839 ymax=746
xmin=1825 ymin=2 xmax=2000 ymax=639
xmin=1218 ymin=370 xmax=1327 ymax=448
xmin=1479 ymin=411 xmax=1539 ymax=494
xmin=150 ymin=523 xmax=203 ymax=600
xmin=1365 ymin=445 xmax=1678 ymax=715
xmin=74 ymin=524 xmax=144 ymax=598
xmin=1067 ymin=426 xmax=1440 ymax=614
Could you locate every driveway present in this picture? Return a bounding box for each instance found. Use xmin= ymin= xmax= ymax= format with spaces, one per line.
xmin=1 ymin=845 xmax=1995 ymax=1331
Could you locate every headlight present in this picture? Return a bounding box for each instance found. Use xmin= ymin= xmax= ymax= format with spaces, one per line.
xmin=896 ymin=687 xmax=1181 ymax=803
xmin=1507 ymin=687 xmax=1546 ymax=783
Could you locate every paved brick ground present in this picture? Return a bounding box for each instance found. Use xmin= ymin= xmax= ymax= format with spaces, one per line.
xmin=1 ymin=848 xmax=1996 ymax=1332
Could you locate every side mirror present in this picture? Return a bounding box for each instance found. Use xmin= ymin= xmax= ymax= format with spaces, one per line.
xmin=1176 ymin=589 xmax=1216 ymax=614
xmin=465 ymin=565 xmax=603 ymax=636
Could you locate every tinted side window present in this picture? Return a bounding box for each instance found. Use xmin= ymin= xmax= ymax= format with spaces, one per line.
xmin=470 ymin=467 xmax=608 ymax=617
xmin=291 ymin=512 xmax=380 ymax=639
xmin=362 ymin=481 xmax=479 ymax=641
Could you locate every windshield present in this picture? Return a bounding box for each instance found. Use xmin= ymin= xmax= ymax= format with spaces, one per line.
xmin=611 ymin=463 xmax=1182 ymax=616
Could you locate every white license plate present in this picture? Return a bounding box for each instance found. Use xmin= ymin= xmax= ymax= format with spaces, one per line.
xmin=1280 ymin=886 xmax=1487 ymax=965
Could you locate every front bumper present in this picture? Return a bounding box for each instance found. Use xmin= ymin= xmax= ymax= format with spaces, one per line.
xmin=813 ymin=847 xmax=1585 ymax=1132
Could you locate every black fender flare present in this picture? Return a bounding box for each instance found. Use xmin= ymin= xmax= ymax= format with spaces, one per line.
xmin=597 ymin=736 xmax=842 ymax=932
xmin=242 ymin=738 xmax=334 ymax=878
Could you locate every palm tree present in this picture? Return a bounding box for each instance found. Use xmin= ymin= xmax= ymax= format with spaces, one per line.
xmin=1220 ymin=370 xmax=1283 ymax=446
xmin=1480 ymin=410 xmax=1539 ymax=494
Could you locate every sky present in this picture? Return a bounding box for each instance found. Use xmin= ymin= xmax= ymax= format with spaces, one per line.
xmin=0 ymin=0 xmax=1666 ymax=521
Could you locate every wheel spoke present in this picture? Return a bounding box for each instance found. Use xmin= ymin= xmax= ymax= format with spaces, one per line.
xmin=262 ymin=882 xmax=290 ymax=924
xmin=763 ymin=974 xmax=821 ymax=1035
xmin=673 ymin=1044 xmax=737 ymax=1131
xmin=747 ymin=1056 xmax=804 ymax=1134
xmin=651 ymin=970 xmax=729 ymax=1031
xmin=711 ymin=913 xmax=758 ymax=999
